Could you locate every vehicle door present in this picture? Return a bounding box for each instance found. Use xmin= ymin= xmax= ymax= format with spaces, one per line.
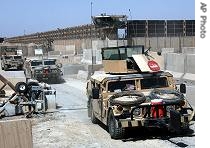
xmin=91 ymin=83 xmax=102 ymax=119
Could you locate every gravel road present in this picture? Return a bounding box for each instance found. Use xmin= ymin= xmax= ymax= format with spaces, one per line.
xmin=32 ymin=76 xmax=195 ymax=148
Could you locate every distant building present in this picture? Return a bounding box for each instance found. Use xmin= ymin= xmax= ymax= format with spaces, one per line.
xmin=0 ymin=37 xmax=4 ymax=43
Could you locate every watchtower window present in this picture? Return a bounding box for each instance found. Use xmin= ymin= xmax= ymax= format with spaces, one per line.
xmin=102 ymin=45 xmax=144 ymax=60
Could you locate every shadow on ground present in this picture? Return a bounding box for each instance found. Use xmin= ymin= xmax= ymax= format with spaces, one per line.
xmin=97 ymin=121 xmax=194 ymax=148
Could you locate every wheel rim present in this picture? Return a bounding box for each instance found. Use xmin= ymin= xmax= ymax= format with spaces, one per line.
xmin=19 ymin=85 xmax=26 ymax=91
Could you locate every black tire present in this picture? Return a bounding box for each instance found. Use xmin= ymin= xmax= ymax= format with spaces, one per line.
xmin=149 ymin=89 xmax=184 ymax=104
xmin=108 ymin=110 xmax=125 ymax=139
xmin=90 ymin=101 xmax=99 ymax=124
xmin=26 ymin=81 xmax=40 ymax=99
xmin=15 ymin=82 xmax=28 ymax=93
xmin=109 ymin=91 xmax=146 ymax=106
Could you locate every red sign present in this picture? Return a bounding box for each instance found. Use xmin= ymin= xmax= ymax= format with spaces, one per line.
xmin=148 ymin=60 xmax=160 ymax=71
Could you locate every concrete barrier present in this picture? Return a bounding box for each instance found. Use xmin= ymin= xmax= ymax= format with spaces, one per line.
xmin=165 ymin=53 xmax=185 ymax=73
xmin=182 ymin=47 xmax=195 ymax=54
xmin=0 ymin=119 xmax=33 ymax=148
xmin=62 ymin=64 xmax=86 ymax=75
xmin=77 ymin=70 xmax=88 ymax=80
xmin=163 ymin=52 xmax=195 ymax=81
xmin=161 ymin=48 xmax=175 ymax=53
xmin=183 ymin=73 xmax=195 ymax=81
xmin=185 ymin=54 xmax=195 ymax=74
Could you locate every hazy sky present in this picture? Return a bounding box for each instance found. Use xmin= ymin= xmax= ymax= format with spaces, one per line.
xmin=0 ymin=0 xmax=195 ymax=37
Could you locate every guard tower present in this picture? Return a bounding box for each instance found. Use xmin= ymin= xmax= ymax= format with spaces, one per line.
xmin=101 ymin=45 xmax=161 ymax=74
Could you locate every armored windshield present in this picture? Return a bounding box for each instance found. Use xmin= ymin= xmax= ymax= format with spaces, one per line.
xmin=44 ymin=59 xmax=56 ymax=65
xmin=31 ymin=60 xmax=42 ymax=66
xmin=140 ymin=77 xmax=168 ymax=89
xmin=4 ymin=56 xmax=12 ymax=59
xmin=108 ymin=80 xmax=136 ymax=92
xmin=102 ymin=45 xmax=144 ymax=60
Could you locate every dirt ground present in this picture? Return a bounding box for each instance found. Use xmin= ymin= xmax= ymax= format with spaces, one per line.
xmin=0 ymin=69 xmax=195 ymax=148
xmin=31 ymin=77 xmax=195 ymax=148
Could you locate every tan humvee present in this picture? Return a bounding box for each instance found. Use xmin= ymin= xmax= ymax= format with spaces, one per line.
xmin=0 ymin=46 xmax=24 ymax=71
xmin=86 ymin=45 xmax=194 ymax=139
xmin=24 ymin=58 xmax=63 ymax=83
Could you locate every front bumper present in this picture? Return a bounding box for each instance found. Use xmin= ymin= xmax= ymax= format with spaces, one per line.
xmin=34 ymin=73 xmax=61 ymax=81
xmin=119 ymin=114 xmax=191 ymax=129
xmin=116 ymin=102 xmax=194 ymax=132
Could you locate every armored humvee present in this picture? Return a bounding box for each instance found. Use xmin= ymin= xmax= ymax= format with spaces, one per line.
xmin=86 ymin=45 xmax=194 ymax=139
xmin=0 ymin=46 xmax=24 ymax=70
xmin=24 ymin=58 xmax=63 ymax=83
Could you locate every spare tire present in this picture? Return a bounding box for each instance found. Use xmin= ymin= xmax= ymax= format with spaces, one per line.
xmin=25 ymin=81 xmax=40 ymax=99
xmin=15 ymin=82 xmax=28 ymax=94
xmin=149 ymin=89 xmax=184 ymax=104
xmin=109 ymin=91 xmax=146 ymax=106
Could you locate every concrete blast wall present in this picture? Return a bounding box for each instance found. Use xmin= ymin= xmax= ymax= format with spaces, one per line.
xmin=185 ymin=54 xmax=195 ymax=74
xmin=165 ymin=53 xmax=186 ymax=73
xmin=163 ymin=52 xmax=195 ymax=81
xmin=164 ymin=53 xmax=195 ymax=74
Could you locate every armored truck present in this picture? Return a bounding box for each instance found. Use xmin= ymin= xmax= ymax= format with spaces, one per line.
xmin=24 ymin=58 xmax=63 ymax=83
xmin=0 ymin=46 xmax=24 ymax=70
xmin=86 ymin=45 xmax=194 ymax=139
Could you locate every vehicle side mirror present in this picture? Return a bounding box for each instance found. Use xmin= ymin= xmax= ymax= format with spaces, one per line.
xmin=180 ymin=83 xmax=186 ymax=94
xmin=92 ymin=88 xmax=99 ymax=99
xmin=1 ymin=57 xmax=2 ymax=60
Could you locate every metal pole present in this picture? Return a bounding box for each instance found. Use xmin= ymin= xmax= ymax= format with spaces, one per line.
xmin=91 ymin=2 xmax=94 ymax=75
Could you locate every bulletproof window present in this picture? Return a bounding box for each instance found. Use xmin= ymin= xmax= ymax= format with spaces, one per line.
xmin=108 ymin=80 xmax=135 ymax=92
xmin=31 ymin=60 xmax=42 ymax=66
xmin=140 ymin=77 xmax=168 ymax=89
xmin=4 ymin=56 xmax=12 ymax=59
xmin=44 ymin=59 xmax=56 ymax=65
xmin=102 ymin=45 xmax=144 ymax=60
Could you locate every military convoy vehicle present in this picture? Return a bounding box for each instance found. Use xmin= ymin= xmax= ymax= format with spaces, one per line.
xmin=24 ymin=58 xmax=63 ymax=83
xmin=86 ymin=45 xmax=194 ymax=139
xmin=0 ymin=46 xmax=24 ymax=71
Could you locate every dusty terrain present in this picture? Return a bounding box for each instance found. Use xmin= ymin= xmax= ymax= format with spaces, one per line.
xmin=31 ymin=76 xmax=195 ymax=148
xmin=0 ymin=63 xmax=195 ymax=147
